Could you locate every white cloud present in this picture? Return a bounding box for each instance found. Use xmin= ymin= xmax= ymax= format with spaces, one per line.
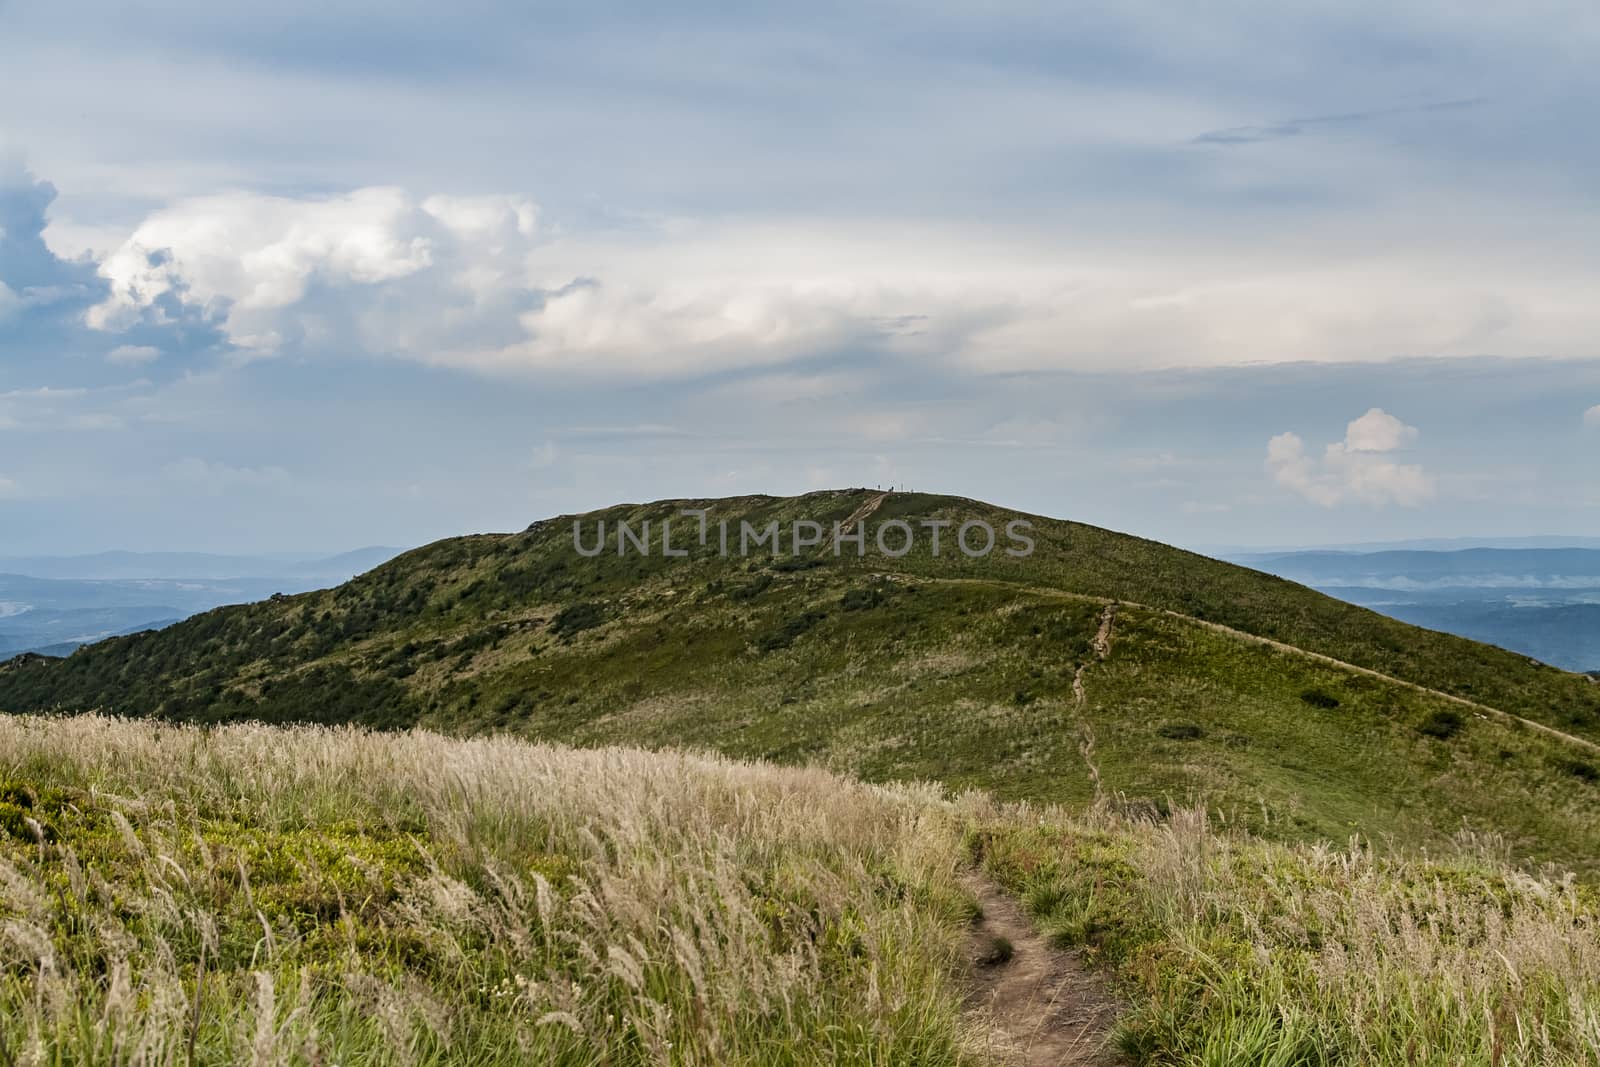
xmin=106 ymin=344 xmax=160 ymax=365
xmin=1267 ymin=409 xmax=1434 ymax=508
xmin=89 ymin=188 xmax=467 ymax=350
xmin=1342 ymin=407 xmax=1419 ymax=452
xmin=420 ymin=195 xmax=537 ymax=244
xmin=1584 ymin=404 xmax=1600 ymax=428
xmin=0 ymin=476 xmax=18 ymax=498
xmin=78 ymin=184 xmax=1600 ymax=382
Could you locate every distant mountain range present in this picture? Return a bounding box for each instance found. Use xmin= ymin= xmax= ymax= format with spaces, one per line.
xmin=0 ymin=547 xmax=403 ymax=582
xmin=1232 ymin=548 xmax=1600 ymax=672
xmin=1203 ymin=536 xmax=1600 ymax=554
xmin=0 ymin=548 xmax=405 ymax=656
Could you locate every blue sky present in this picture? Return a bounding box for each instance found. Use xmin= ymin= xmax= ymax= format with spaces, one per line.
xmin=2 ymin=0 xmax=1598 ymax=554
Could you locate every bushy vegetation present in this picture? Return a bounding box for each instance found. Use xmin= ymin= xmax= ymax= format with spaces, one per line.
xmin=1417 ymin=708 xmax=1466 ymax=739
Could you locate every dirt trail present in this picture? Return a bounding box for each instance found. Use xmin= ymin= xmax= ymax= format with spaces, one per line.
xmin=1090 ymin=603 xmax=1116 ymax=661
xmin=831 ymin=491 xmax=889 ymax=550
xmin=962 ymin=871 xmax=1123 ymax=1066
xmin=1067 ymin=603 xmax=1117 ymax=797
xmin=1071 ymin=604 xmax=1115 ymax=705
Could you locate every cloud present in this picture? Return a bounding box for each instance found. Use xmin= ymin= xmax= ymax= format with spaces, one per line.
xmin=2 ymin=158 xmax=227 ymax=380
xmin=1585 ymin=404 xmax=1600 ymax=428
xmin=74 ymin=184 xmax=1600 ymax=382
xmin=1343 ymin=407 xmax=1419 ymax=452
xmin=87 ymin=186 xmax=566 ymax=364
xmin=1194 ymin=98 xmax=1485 ymax=146
xmin=0 ymin=476 xmax=18 ymax=498
xmin=83 ymin=189 xmax=880 ymax=378
xmin=1267 ymin=408 xmax=1434 ymax=508
xmin=106 ymin=344 xmax=160 ymax=365
xmin=1 ymin=159 xmax=107 ymax=332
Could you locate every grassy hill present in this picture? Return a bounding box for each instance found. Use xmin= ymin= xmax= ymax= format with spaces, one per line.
xmin=4 ymin=489 xmax=1600 ymax=872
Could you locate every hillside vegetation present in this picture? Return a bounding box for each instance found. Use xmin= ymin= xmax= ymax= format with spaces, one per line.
xmin=2 ymin=715 xmax=1598 ymax=1066
xmin=3 ymin=492 xmax=1600 ymax=875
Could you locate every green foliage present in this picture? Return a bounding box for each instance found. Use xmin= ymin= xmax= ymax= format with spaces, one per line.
xmin=1417 ymin=709 xmax=1465 ymax=740
xmin=550 ymin=601 xmax=605 ymax=639
xmin=757 ymin=610 xmax=827 ymax=652
xmin=1558 ymin=757 xmax=1599 ymax=782
xmin=841 ymin=585 xmax=890 ymax=612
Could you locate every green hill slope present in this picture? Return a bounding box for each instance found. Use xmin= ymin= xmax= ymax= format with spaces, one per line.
xmin=4 ymin=489 xmax=1599 ymax=870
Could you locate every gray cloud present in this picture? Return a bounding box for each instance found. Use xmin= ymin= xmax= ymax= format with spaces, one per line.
xmin=1194 ymin=98 xmax=1487 ymax=146
xmin=0 ymin=159 xmax=228 ymax=386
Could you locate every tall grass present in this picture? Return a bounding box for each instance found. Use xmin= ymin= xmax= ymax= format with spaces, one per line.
xmin=0 ymin=715 xmax=978 ymax=1065
xmin=976 ymin=800 xmax=1600 ymax=1066
xmin=10 ymin=713 xmax=1600 ymax=1065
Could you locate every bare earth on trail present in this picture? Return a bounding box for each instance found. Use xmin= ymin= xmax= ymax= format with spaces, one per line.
xmin=962 ymin=872 xmax=1124 ymax=1066
xmin=831 ymin=490 xmax=889 ymax=550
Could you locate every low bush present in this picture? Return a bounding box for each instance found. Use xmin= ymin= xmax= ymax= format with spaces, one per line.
xmin=1417 ymin=709 xmax=1465 ymax=740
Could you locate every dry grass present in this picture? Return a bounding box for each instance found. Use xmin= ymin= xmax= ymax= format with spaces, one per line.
xmin=0 ymin=715 xmax=980 ymax=1066
xmin=9 ymin=712 xmax=1600 ymax=1065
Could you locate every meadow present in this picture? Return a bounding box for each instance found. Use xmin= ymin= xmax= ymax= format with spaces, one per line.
xmin=0 ymin=715 xmax=976 ymax=1066
xmin=3 ymin=714 xmax=1599 ymax=1065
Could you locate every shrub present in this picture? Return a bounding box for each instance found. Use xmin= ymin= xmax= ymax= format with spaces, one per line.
xmin=1156 ymin=721 xmax=1205 ymax=741
xmin=841 ymin=586 xmax=890 ymax=612
xmin=757 ymin=610 xmax=827 ymax=652
xmin=1418 ymin=709 xmax=1465 ymax=740
xmin=729 ymin=574 xmax=775 ymax=602
xmin=1559 ymin=758 xmax=1599 ymax=782
xmin=551 ymin=601 xmax=606 ymax=639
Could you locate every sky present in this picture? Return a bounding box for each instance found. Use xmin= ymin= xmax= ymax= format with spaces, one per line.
xmin=2 ymin=0 xmax=1599 ymax=554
